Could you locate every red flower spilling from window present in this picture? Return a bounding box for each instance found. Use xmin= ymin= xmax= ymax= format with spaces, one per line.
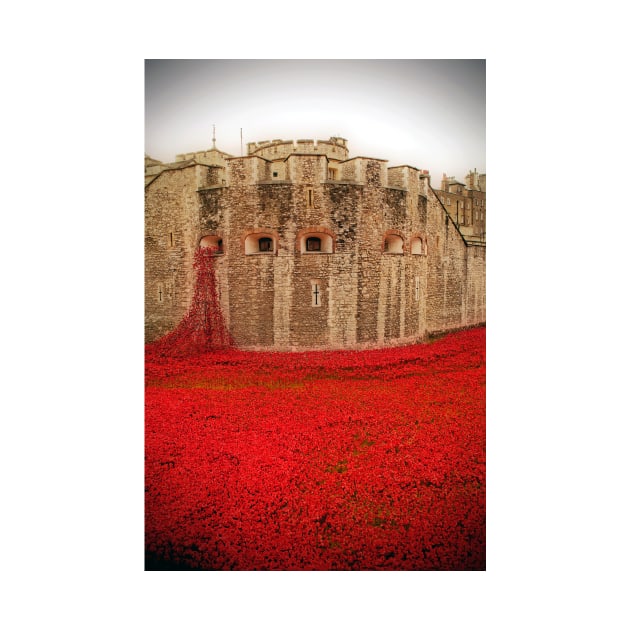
xmin=147 ymin=246 xmax=233 ymax=357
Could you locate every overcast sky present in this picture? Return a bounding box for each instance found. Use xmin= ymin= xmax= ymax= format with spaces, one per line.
xmin=145 ymin=59 xmax=485 ymax=184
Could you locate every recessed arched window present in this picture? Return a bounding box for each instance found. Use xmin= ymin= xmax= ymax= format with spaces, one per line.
xmin=199 ymin=235 xmax=224 ymax=254
xmin=297 ymin=229 xmax=334 ymax=254
xmin=383 ymin=233 xmax=404 ymax=254
xmin=410 ymin=236 xmax=427 ymax=256
xmin=244 ymin=232 xmax=276 ymax=255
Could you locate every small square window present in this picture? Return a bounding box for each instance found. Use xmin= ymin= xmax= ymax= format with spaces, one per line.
xmin=258 ymin=237 xmax=273 ymax=252
xmin=273 ymin=171 xmax=278 ymax=178
xmin=306 ymin=237 xmax=321 ymax=251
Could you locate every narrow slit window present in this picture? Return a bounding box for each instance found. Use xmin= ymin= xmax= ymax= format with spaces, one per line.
xmin=311 ymin=280 xmax=322 ymax=307
xmin=307 ymin=188 xmax=314 ymax=208
xmin=415 ymin=277 xmax=420 ymax=302
xmin=169 ymin=232 xmax=174 ymax=247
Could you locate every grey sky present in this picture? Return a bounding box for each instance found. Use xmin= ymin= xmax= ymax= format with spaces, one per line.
xmin=145 ymin=59 xmax=485 ymax=183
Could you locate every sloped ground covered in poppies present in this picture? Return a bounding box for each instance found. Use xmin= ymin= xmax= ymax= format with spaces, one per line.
xmin=145 ymin=327 xmax=485 ymax=570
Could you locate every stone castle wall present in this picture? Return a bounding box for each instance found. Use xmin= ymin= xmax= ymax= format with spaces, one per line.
xmin=145 ymin=139 xmax=485 ymax=350
xmin=145 ymin=165 xmax=203 ymax=341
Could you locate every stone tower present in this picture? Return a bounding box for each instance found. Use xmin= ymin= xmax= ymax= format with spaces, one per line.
xmin=145 ymin=137 xmax=485 ymax=350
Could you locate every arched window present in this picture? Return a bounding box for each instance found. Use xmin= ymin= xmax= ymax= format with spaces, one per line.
xmin=199 ymin=235 xmax=224 ymax=254
xmin=383 ymin=233 xmax=404 ymax=254
xmin=297 ymin=228 xmax=334 ymax=254
xmin=410 ymin=236 xmax=427 ymax=256
xmin=244 ymin=232 xmax=276 ymax=255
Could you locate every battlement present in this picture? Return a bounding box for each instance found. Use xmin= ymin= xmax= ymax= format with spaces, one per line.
xmin=175 ymin=147 xmax=232 ymax=167
xmin=147 ymin=144 xmax=435 ymax=192
xmin=247 ymin=136 xmax=349 ymax=161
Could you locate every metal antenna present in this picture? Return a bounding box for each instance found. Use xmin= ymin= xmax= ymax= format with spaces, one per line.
xmin=212 ymin=124 xmax=216 ymax=150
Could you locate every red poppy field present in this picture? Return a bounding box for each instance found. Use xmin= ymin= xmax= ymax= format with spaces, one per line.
xmin=145 ymin=326 xmax=485 ymax=571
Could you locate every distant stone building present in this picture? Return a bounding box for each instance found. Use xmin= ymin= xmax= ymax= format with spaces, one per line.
xmin=145 ymin=136 xmax=485 ymax=350
xmin=436 ymin=169 xmax=486 ymax=243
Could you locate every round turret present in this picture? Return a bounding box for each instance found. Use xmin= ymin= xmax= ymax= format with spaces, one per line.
xmin=247 ymin=137 xmax=349 ymax=161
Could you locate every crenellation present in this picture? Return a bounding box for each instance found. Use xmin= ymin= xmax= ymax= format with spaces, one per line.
xmin=247 ymin=137 xmax=350 ymax=163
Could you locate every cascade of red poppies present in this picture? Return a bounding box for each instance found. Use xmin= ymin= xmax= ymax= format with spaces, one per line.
xmin=148 ymin=247 xmax=233 ymax=357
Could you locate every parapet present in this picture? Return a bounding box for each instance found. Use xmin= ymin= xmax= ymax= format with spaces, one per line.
xmin=247 ymin=137 xmax=349 ymax=161
xmin=175 ymin=147 xmax=232 ymax=167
